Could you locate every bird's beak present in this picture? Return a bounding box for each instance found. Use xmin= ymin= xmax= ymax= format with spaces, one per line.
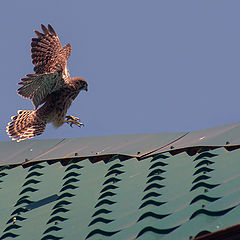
xmin=85 ymin=87 xmax=88 ymax=92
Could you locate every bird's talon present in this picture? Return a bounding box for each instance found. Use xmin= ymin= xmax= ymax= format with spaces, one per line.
xmin=65 ymin=115 xmax=84 ymax=128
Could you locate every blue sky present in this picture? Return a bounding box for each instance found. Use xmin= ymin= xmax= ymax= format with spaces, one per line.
xmin=1 ymin=1 xmax=240 ymax=141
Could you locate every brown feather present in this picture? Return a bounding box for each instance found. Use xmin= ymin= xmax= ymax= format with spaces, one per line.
xmin=48 ymin=24 xmax=56 ymax=35
xmin=41 ymin=24 xmax=49 ymax=35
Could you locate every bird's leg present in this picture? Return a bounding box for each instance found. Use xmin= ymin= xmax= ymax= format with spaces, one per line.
xmin=65 ymin=115 xmax=84 ymax=128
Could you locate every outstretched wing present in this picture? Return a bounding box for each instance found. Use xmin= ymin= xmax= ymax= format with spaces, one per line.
xmin=18 ymin=24 xmax=72 ymax=109
xmin=18 ymin=71 xmax=65 ymax=109
xmin=31 ymin=24 xmax=72 ymax=74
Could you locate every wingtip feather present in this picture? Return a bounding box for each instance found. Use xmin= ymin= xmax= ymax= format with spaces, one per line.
xmin=34 ymin=30 xmax=44 ymax=38
xmin=48 ymin=24 xmax=56 ymax=35
xmin=41 ymin=24 xmax=49 ymax=35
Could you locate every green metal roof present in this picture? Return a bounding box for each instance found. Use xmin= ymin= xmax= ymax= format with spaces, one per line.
xmin=0 ymin=132 xmax=185 ymax=166
xmin=1 ymin=122 xmax=240 ymax=239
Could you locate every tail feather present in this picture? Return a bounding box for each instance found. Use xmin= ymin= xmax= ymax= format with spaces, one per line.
xmin=6 ymin=110 xmax=46 ymax=142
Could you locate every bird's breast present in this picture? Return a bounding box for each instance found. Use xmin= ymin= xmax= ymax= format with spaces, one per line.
xmin=46 ymin=87 xmax=80 ymax=127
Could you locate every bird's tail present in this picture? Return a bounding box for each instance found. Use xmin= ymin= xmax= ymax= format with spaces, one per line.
xmin=6 ymin=110 xmax=46 ymax=142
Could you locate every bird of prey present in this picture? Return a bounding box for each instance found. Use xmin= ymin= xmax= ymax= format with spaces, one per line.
xmin=6 ymin=24 xmax=88 ymax=142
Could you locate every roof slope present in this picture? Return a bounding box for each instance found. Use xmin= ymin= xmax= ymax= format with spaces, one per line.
xmin=1 ymin=122 xmax=240 ymax=239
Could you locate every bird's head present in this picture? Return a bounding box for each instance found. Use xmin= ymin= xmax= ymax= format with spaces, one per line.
xmin=71 ymin=77 xmax=88 ymax=92
xmin=80 ymin=79 xmax=88 ymax=92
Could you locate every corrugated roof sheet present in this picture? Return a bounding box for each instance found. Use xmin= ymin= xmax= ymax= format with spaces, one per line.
xmin=1 ymin=122 xmax=240 ymax=239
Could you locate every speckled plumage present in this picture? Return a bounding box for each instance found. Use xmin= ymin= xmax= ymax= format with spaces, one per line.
xmin=7 ymin=24 xmax=88 ymax=142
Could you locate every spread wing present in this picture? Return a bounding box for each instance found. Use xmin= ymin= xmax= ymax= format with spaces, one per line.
xmin=31 ymin=24 xmax=72 ymax=74
xmin=17 ymin=72 xmax=64 ymax=109
xmin=18 ymin=24 xmax=72 ymax=109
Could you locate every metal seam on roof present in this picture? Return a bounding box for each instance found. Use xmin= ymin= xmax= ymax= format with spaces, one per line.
xmin=0 ymin=144 xmax=236 ymax=168
xmin=1 ymin=122 xmax=240 ymax=167
xmin=138 ymin=132 xmax=189 ymax=159
xmin=1 ymin=143 xmax=240 ymax=168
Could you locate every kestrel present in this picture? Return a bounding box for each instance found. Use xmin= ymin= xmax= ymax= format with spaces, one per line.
xmin=6 ymin=24 xmax=88 ymax=142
